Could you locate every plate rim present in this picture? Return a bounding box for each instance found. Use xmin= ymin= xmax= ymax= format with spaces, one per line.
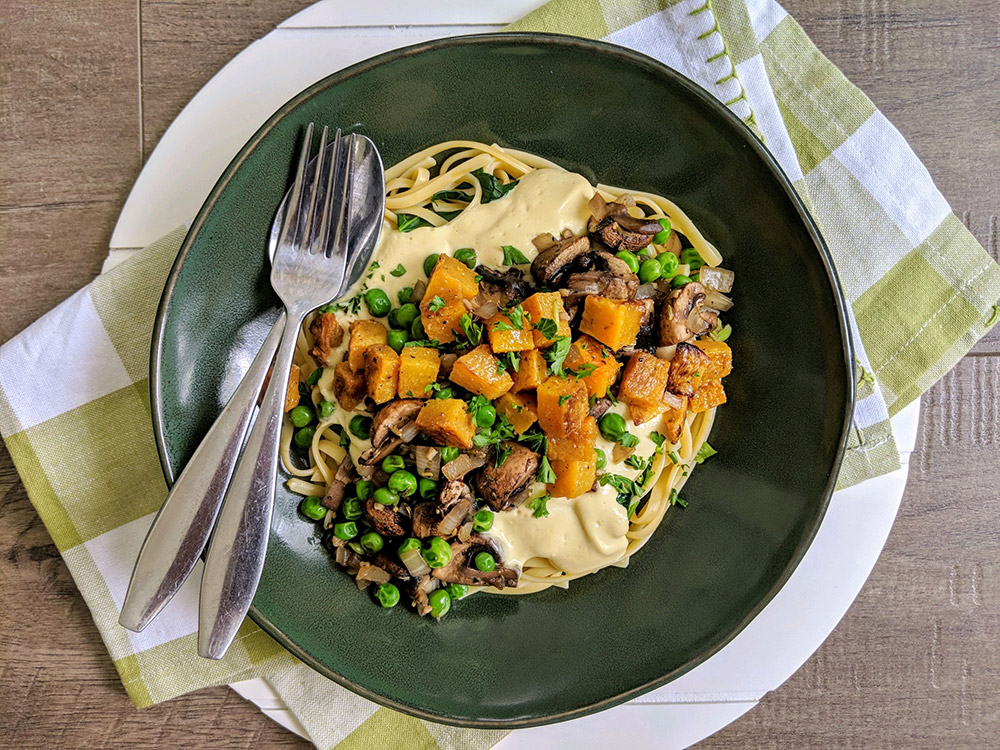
xmin=149 ymin=31 xmax=856 ymax=728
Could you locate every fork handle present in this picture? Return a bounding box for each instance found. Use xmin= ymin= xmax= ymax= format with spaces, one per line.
xmin=118 ymin=314 xmax=285 ymax=632
xmin=198 ymin=307 xmax=305 ymax=659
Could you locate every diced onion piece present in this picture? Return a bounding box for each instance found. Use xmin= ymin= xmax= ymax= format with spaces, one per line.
xmin=533 ymin=233 xmax=558 ymax=251
xmin=676 ymin=263 xmax=690 ymax=277
xmin=412 ymin=280 xmax=427 ymax=303
xmin=357 ymin=463 xmax=375 ymax=480
xmin=401 ymin=546 xmax=431 ymax=577
xmin=613 ymin=443 xmax=636 ymax=464
xmin=619 ymin=193 xmax=637 ymax=207
xmin=356 ymin=562 xmax=392 ymax=585
xmin=700 ymin=266 xmax=734 ymax=293
xmin=442 ymin=451 xmax=487 ymax=481
xmin=588 ymin=193 xmax=610 ymax=221
xmin=393 ymin=420 xmax=420 ymax=442
xmin=662 ymin=390 xmax=684 ymax=410
xmin=437 ymin=503 xmax=469 ymax=536
xmin=415 ymin=446 xmax=441 ymax=479
xmin=458 ymin=521 xmax=474 ymax=542
xmin=687 ymin=308 xmax=714 ymax=334
xmin=655 ymin=345 xmax=677 ymax=361
xmin=323 ymin=509 xmax=336 ymax=530
xmin=704 ymin=289 xmax=734 ymax=312
xmin=634 ymin=283 xmax=660 ymax=300
xmin=473 ymin=300 xmax=499 ymax=319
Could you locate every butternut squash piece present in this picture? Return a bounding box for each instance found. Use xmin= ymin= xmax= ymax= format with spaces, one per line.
xmin=333 ymin=361 xmax=365 ymax=411
xmin=348 ymin=320 xmax=387 ymax=371
xmin=397 ymin=347 xmax=441 ymax=399
xmin=618 ymin=352 xmax=670 ymax=408
xmin=627 ymin=401 xmax=664 ymax=427
xmin=692 ymin=339 xmax=733 ymax=380
xmin=415 ymin=398 xmax=475 ymax=449
xmin=550 ymin=456 xmax=597 ymax=499
xmin=309 ymin=312 xmax=344 ymax=365
xmin=485 ymin=312 xmax=535 ymax=353
xmin=420 ymin=299 xmax=468 ymax=344
xmin=363 ymin=345 xmax=400 ymax=405
xmin=449 ymin=344 xmax=513 ymax=399
xmin=667 ymin=342 xmax=710 ymax=397
xmin=511 ymin=349 xmax=548 ymax=393
xmin=495 ymin=392 xmax=538 ymax=435
xmin=548 ymin=416 xmax=598 ymax=464
xmin=536 ymin=376 xmax=589 ymax=438
xmin=579 ymin=296 xmax=646 ymax=351
xmin=689 ymin=379 xmax=726 ymax=413
xmin=661 ymin=397 xmax=689 ymax=443
xmin=420 ymin=256 xmax=480 ymax=343
xmin=284 ymin=364 xmax=301 ymax=412
xmin=521 ymin=292 xmax=571 ymax=348
xmin=564 ymin=335 xmax=621 ymax=397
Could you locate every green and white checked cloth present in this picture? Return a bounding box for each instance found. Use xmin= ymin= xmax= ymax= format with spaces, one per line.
xmin=1 ymin=0 xmax=998 ymax=747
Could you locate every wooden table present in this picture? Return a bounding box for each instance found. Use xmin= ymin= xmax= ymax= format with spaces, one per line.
xmin=1 ymin=1 xmax=997 ymax=746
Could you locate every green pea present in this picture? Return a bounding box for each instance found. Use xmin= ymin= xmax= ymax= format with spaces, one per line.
xmin=615 ymin=250 xmax=640 ymax=274
xmin=356 ymin=480 xmax=374 ymax=500
xmin=472 ymin=509 xmax=494 ymax=532
xmin=638 ymin=257 xmax=663 ymax=284
xmin=680 ymin=248 xmax=705 ymax=271
xmin=317 ymin=400 xmax=335 ymax=420
xmin=454 ymin=248 xmax=477 ymax=269
xmin=410 ymin=317 xmax=427 ymax=340
xmin=398 ymin=286 xmax=415 ymax=305
xmin=364 ymin=289 xmax=391 ymax=317
xmin=445 ymin=583 xmax=468 ymax=600
xmin=658 ymin=251 xmax=679 ymax=278
xmin=671 ymin=274 xmax=694 ymax=288
xmin=653 ymin=217 xmax=672 ymax=245
xmin=395 ymin=303 xmax=420 ymax=329
xmin=359 ymin=530 xmax=384 ymax=554
xmin=294 ymin=426 xmax=316 ymax=449
xmin=422 ymin=537 xmax=453 ymax=568
xmin=349 ymin=415 xmax=372 ymax=440
xmin=333 ymin=521 xmax=358 ymax=541
xmin=289 ymin=404 xmax=315 ymax=428
xmin=428 ymin=588 xmax=451 ymax=619
xmin=598 ymin=413 xmax=627 ymax=442
xmin=423 ymin=253 xmax=441 ymax=277
xmin=382 ymin=455 xmax=405 ymax=474
xmin=348 ymin=540 xmax=365 ymax=556
xmin=595 ymin=447 xmax=607 ymax=470
xmin=342 ymin=496 xmax=363 ymax=520
xmin=440 ymin=446 xmax=460 ymax=464
xmin=418 ymin=478 xmax=439 ymax=499
xmin=398 ymin=537 xmax=421 ymax=555
xmin=388 ymin=470 xmax=418 ymax=497
xmin=474 ymin=552 xmax=496 ymax=572
xmin=375 ymin=582 xmax=400 ymax=608
xmin=306 ymin=367 xmax=323 ymax=385
xmin=434 ymin=386 xmax=453 ymax=400
xmin=386 ymin=329 xmax=408 ymax=354
xmin=474 ymin=403 xmax=497 ymax=429
xmin=373 ymin=487 xmax=399 ymax=506
xmin=299 ymin=495 xmax=326 ymax=521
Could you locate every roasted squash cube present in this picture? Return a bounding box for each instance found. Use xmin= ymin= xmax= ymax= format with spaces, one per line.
xmin=363 ymin=345 xmax=399 ymax=405
xmin=579 ymin=296 xmax=646 ymax=351
xmin=485 ymin=313 xmax=535 ymax=353
xmin=564 ymin=335 xmax=621 ymax=398
xmin=661 ymin=397 xmax=689 ymax=443
xmin=536 ymin=376 xmax=589 ymax=438
xmin=495 ymin=392 xmax=538 ymax=435
xmin=627 ymin=401 xmax=663 ymax=426
xmin=420 ymin=256 xmax=480 ymax=343
xmin=550 ymin=456 xmax=597 ymax=499
xmin=548 ymin=416 xmax=598 ymax=464
xmin=511 ymin=349 xmax=548 ymax=393
xmin=420 ymin=299 xmax=468 ymax=344
xmin=521 ymin=292 xmax=571 ymax=348
xmin=415 ymin=398 xmax=475 ymax=449
xmin=397 ymin=347 xmax=441 ymax=399
xmin=449 ymin=344 xmax=513 ymax=399
xmin=309 ymin=312 xmax=344 ymax=365
xmin=348 ymin=320 xmax=387 ymax=371
xmin=618 ymin=352 xmax=670 ymax=408
xmin=693 ymin=339 xmax=733 ymax=380
xmin=667 ymin=342 xmax=711 ymax=397
xmin=333 ymin=361 xmax=366 ymax=411
xmin=689 ymin=379 xmax=726 ymax=413
xmin=284 ymin=364 xmax=301 ymax=412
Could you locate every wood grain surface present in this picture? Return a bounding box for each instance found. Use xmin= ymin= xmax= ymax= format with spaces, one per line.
xmin=1 ymin=1 xmax=997 ymax=747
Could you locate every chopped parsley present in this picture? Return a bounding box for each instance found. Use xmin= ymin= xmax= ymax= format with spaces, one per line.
xmin=668 ymin=450 xmax=680 ymax=464
xmin=598 ymin=474 xmax=641 ymax=508
xmin=396 ymin=214 xmax=430 ymax=232
xmin=496 ymin=352 xmax=520 ymax=374
xmin=471 ymin=168 xmax=519 ymax=203
xmin=649 ymin=431 xmax=667 ymax=453
xmin=467 ymin=395 xmax=492 ymax=424
xmin=543 ymin=335 xmax=572 ymax=377
xmin=501 ymin=244 xmax=531 ymax=266
xmin=405 ymin=339 xmax=443 ymax=349
xmin=558 ymin=394 xmax=572 ymax=406
xmin=495 ymin=443 xmax=513 ymax=468
xmin=693 ymin=442 xmax=718 ymax=464
xmin=494 ymin=305 xmax=526 ymax=331
xmin=618 ymin=432 xmax=639 ymax=449
xmin=518 ymin=429 xmax=547 ymax=454
xmin=526 ymin=493 xmax=551 ymax=518
xmin=709 ymin=323 xmax=732 ymax=342
xmin=569 ymin=363 xmax=597 ymax=380
xmin=669 ymin=488 xmax=689 ymax=508
xmin=390 ymin=264 xmax=406 ymax=277
xmin=537 ymin=455 xmax=556 ymax=484
xmin=306 ymin=367 xmax=323 ymax=386
xmin=624 ymin=454 xmax=646 ymax=470
xmin=533 ymin=318 xmax=559 ymax=342
xmin=459 ymin=314 xmax=483 ymax=347
xmin=428 ymin=295 xmax=446 ymax=312
xmin=472 ymin=415 xmax=515 ymax=448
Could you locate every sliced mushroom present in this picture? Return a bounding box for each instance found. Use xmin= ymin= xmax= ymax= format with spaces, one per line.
xmin=667 ymin=342 xmax=712 ymax=397
xmin=475 ymin=265 xmax=535 ymax=307
xmin=309 ymin=312 xmax=344 ymax=365
xmin=563 ymin=249 xmax=640 ymax=300
xmin=474 ymin=441 xmax=539 ymax=511
xmin=363 ymin=498 xmax=409 ymax=538
xmin=438 ymin=479 xmax=475 ymax=509
xmin=588 ymin=195 xmax=662 ymax=252
xmin=589 ymin=397 xmax=612 ymax=420
xmin=371 ymin=551 xmax=411 ymax=581
xmin=658 ymin=282 xmax=718 ymax=345
xmin=430 ymin=535 xmax=519 ymax=590
xmin=406 ymin=575 xmax=440 ymax=616
xmin=530 ymin=234 xmax=591 ymax=286
xmin=358 ymin=399 xmax=422 ymax=466
xmin=411 ymin=496 xmax=474 ymax=538
xmin=320 ymin=458 xmax=356 ymax=511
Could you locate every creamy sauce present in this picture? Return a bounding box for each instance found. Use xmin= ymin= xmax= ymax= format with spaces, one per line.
xmin=318 ymin=167 xmax=675 ymax=576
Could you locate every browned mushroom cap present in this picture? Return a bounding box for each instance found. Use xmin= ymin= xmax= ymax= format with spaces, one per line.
xmin=588 ymin=195 xmax=662 ymax=252
xmin=589 ymin=397 xmax=612 ymax=420
xmin=370 ymin=551 xmax=411 ymax=580
xmin=320 ymin=458 xmax=356 ymax=511
xmin=358 ymin=399 xmax=422 ymax=466
xmin=411 ymin=496 xmax=474 ymax=538
xmin=363 ymin=498 xmax=409 ymax=537
xmin=406 ymin=574 xmax=440 ymax=616
xmin=475 ymin=265 xmax=535 ymax=307
xmin=563 ymin=250 xmax=640 ymax=301
xmin=658 ymin=282 xmax=718 ymax=345
xmin=474 ymin=441 xmax=539 ymax=511
xmin=438 ymin=479 xmax=474 ymax=510
xmin=430 ymin=535 xmax=519 ymax=590
xmin=667 ymin=342 xmax=713 ymax=397
xmin=530 ymin=234 xmax=591 ymax=286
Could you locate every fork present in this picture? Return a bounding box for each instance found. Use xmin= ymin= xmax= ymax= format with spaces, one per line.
xmin=197 ymin=123 xmax=355 ymax=659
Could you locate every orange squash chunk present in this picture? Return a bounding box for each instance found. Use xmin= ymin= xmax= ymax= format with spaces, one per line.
xmin=449 ymin=344 xmax=513 ymax=399
xmin=618 ymin=352 xmax=670 ymax=408
xmin=521 ymin=292 xmax=571 ymax=348
xmin=548 ymin=416 xmax=597 ymax=464
xmin=485 ymin=313 xmax=535 ymax=353
xmin=661 ymin=397 xmax=689 ymax=443
xmin=348 ymin=320 xmax=387 ymax=371
xmin=511 ymin=349 xmax=548 ymax=393
xmin=363 ymin=345 xmax=399 ymax=405
xmin=284 ymin=364 xmax=301 ymax=412
xmin=627 ymin=401 xmax=664 ymax=427
xmin=667 ymin=342 xmax=710 ymax=397
xmin=692 ymin=339 xmax=733 ymax=380
xmin=549 ymin=456 xmax=597 ymax=499
xmin=689 ymin=379 xmax=726 ymax=413
xmin=579 ymin=296 xmax=646 ymax=352
xmin=536 ymin=376 xmax=589 ymax=438
xmin=495 ymin=392 xmax=538 ymax=434
xmin=420 ymin=299 xmax=468 ymax=344
xmin=564 ymin=335 xmax=621 ymax=398
xmin=333 ymin=361 xmax=366 ymax=411
xmin=397 ymin=347 xmax=441 ymax=399
xmin=415 ymin=398 xmax=475 ymax=449
xmin=420 ymin=256 xmax=480 ymax=343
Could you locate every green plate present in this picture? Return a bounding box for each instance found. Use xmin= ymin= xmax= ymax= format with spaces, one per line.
xmin=151 ymin=33 xmax=853 ymax=727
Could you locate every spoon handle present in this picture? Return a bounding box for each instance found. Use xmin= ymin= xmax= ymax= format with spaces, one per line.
xmin=197 ymin=308 xmax=303 ymax=659
xmin=119 ymin=313 xmax=285 ymax=632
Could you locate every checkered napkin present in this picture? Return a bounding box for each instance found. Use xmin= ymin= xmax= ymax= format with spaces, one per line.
xmin=1 ymin=1 xmax=997 ymax=748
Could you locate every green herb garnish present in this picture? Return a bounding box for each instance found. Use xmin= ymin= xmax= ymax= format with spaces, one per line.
xmin=526 ymin=493 xmax=551 ymax=518
xmin=501 ymin=245 xmax=531 ymax=266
